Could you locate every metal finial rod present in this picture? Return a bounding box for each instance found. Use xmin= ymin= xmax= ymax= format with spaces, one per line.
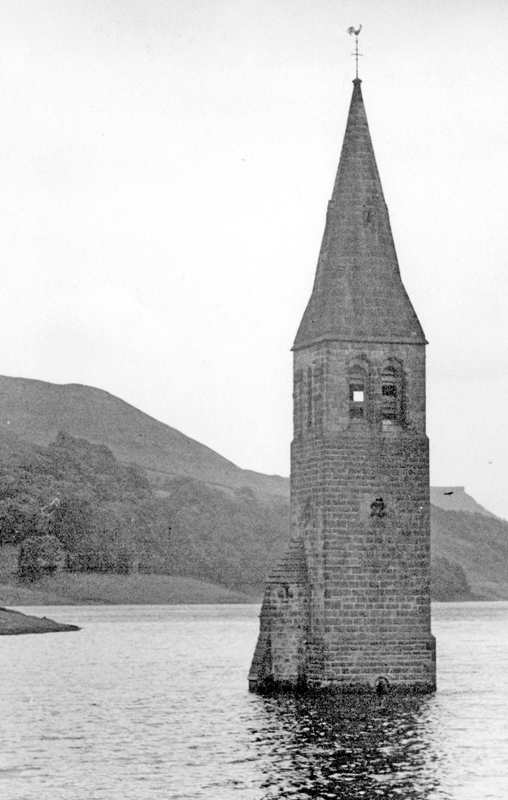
xmin=347 ymin=25 xmax=363 ymax=79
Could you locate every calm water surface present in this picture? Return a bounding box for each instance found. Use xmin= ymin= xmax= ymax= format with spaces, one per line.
xmin=0 ymin=602 xmax=507 ymax=800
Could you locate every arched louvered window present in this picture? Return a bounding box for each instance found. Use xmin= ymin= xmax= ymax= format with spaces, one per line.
xmin=381 ymin=364 xmax=402 ymax=425
xmin=349 ymin=365 xmax=367 ymax=419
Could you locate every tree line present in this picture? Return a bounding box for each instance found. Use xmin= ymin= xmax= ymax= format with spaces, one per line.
xmin=0 ymin=496 xmax=137 ymax=581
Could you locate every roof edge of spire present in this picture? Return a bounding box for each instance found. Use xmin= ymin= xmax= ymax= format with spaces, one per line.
xmin=292 ymin=76 xmax=427 ymax=350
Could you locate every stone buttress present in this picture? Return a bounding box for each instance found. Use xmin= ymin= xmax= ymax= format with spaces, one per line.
xmin=249 ymin=78 xmax=436 ymax=693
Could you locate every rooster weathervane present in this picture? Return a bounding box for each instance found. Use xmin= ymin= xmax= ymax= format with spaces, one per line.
xmin=347 ymin=25 xmax=363 ymax=79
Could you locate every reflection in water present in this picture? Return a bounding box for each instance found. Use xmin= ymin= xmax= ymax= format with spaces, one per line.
xmin=250 ymin=692 xmax=446 ymax=799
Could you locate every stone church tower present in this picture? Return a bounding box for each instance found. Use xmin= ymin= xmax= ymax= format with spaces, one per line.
xmin=249 ymin=78 xmax=436 ymax=692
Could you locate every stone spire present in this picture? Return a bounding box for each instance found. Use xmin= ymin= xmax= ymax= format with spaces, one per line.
xmin=294 ymin=79 xmax=426 ymax=349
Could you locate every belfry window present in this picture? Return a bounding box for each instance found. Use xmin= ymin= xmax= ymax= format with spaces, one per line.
xmin=381 ymin=366 xmax=401 ymax=424
xmin=352 ymin=387 xmax=365 ymax=403
xmin=349 ymin=368 xmax=367 ymax=419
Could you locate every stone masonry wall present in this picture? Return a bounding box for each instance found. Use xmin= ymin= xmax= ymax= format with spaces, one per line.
xmin=248 ymin=541 xmax=309 ymax=690
xmin=291 ymin=432 xmax=434 ymax=689
xmin=294 ymin=341 xmax=426 ymax=438
xmin=289 ymin=340 xmax=435 ymax=690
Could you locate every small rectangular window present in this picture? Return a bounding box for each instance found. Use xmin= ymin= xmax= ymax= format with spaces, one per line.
xmin=349 ymin=383 xmax=364 ymax=401
xmin=382 ymin=384 xmax=397 ymax=397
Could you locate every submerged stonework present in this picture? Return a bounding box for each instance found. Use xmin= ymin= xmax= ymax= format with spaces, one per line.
xmin=249 ymin=79 xmax=436 ymax=693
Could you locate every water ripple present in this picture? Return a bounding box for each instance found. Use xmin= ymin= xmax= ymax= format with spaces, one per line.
xmin=0 ymin=603 xmax=507 ymax=799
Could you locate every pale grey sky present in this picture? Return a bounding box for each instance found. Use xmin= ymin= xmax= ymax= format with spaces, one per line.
xmin=0 ymin=0 xmax=507 ymax=517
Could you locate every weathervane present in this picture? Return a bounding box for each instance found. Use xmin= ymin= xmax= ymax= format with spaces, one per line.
xmin=347 ymin=25 xmax=363 ymax=79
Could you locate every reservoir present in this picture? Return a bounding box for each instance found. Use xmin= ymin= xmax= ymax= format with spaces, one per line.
xmin=0 ymin=602 xmax=507 ymax=799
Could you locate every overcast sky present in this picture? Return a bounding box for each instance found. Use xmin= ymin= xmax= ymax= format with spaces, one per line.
xmin=0 ymin=0 xmax=507 ymax=518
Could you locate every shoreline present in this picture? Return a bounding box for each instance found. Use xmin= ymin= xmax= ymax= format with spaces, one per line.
xmin=0 ymin=571 xmax=495 ymax=607
xmin=0 ymin=606 xmax=80 ymax=635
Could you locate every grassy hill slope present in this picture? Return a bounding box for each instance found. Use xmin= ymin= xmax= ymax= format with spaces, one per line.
xmin=0 ymin=573 xmax=251 ymax=605
xmin=0 ymin=375 xmax=287 ymax=497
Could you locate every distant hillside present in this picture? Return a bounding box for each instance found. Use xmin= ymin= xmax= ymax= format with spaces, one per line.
xmin=0 ymin=376 xmax=287 ymax=498
xmin=432 ymin=506 xmax=508 ymax=599
xmin=430 ymin=486 xmax=497 ymax=518
xmin=0 ymin=374 xmax=507 ymax=603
